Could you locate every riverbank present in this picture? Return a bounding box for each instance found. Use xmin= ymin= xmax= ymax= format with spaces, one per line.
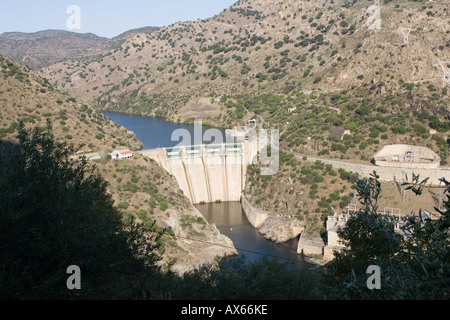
xmin=196 ymin=201 xmax=305 ymax=265
xmin=241 ymin=194 xmax=335 ymax=266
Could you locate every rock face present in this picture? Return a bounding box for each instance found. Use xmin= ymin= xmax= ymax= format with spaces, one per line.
xmin=258 ymin=216 xmax=305 ymax=243
xmin=242 ymin=195 xmax=305 ymax=243
xmin=170 ymin=221 xmax=237 ymax=275
xmin=160 ymin=206 xmax=238 ymax=275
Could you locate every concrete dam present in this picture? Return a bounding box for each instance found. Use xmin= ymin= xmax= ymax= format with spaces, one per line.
xmin=140 ymin=141 xmax=264 ymax=204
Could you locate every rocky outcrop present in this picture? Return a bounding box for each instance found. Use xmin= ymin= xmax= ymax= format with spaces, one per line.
xmin=157 ymin=206 xmax=238 ymax=275
xmin=258 ymin=216 xmax=304 ymax=243
xmin=242 ymin=195 xmax=305 ymax=243
xmin=169 ymin=217 xmax=238 ymax=275
xmin=97 ymin=154 xmax=238 ymax=276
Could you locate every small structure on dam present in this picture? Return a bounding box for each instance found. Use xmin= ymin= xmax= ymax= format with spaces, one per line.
xmin=372 ymin=144 xmax=441 ymax=169
xmin=225 ymin=122 xmax=257 ymax=144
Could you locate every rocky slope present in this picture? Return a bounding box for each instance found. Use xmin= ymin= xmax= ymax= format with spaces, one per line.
xmin=5 ymin=0 xmax=447 ymax=259
xmin=95 ymin=154 xmax=237 ymax=274
xmin=258 ymin=215 xmax=305 ymax=243
xmin=39 ymin=0 xmax=449 ymax=123
xmin=0 ymin=54 xmax=142 ymax=151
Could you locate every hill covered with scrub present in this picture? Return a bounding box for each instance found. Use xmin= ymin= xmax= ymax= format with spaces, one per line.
xmin=40 ymin=0 xmax=448 ymax=122
xmin=0 ymin=54 xmax=142 ymax=151
xmin=0 ymin=54 xmax=236 ymax=276
xmin=38 ymin=0 xmax=449 ymax=164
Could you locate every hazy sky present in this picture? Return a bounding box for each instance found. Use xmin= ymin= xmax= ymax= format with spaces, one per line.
xmin=0 ymin=0 xmax=238 ymax=38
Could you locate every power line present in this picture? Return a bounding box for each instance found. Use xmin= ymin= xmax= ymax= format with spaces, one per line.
xmin=173 ymin=234 xmax=307 ymax=265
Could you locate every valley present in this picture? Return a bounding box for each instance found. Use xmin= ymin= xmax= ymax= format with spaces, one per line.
xmin=0 ymin=0 xmax=449 ymax=300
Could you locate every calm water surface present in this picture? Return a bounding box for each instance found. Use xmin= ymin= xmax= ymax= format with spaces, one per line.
xmin=196 ymin=202 xmax=304 ymax=265
xmin=104 ymin=112 xmax=225 ymax=150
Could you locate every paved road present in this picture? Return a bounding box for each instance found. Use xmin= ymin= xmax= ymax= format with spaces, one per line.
xmin=289 ymin=151 xmax=449 ymax=186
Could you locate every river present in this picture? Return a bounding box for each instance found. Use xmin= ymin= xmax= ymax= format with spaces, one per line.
xmin=104 ymin=112 xmax=304 ymax=265
xmin=196 ymin=202 xmax=303 ymax=265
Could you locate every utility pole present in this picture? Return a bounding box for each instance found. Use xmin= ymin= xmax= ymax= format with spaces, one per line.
xmin=401 ymin=171 xmax=409 ymax=202
xmin=401 ymin=28 xmax=413 ymax=45
xmin=438 ymin=180 xmax=444 ymax=211
xmin=439 ymin=61 xmax=450 ymax=88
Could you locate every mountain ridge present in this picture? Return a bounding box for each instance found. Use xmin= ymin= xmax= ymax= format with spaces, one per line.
xmin=38 ymin=0 xmax=449 ymax=123
xmin=0 ymin=26 xmax=160 ymax=70
xmin=0 ymin=54 xmax=142 ymax=151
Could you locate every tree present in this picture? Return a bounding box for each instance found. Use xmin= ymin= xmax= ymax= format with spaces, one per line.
xmin=165 ymin=257 xmax=324 ymax=300
xmin=325 ymin=172 xmax=449 ymax=299
xmin=328 ymin=173 xmax=403 ymax=278
xmin=0 ymin=123 xmax=166 ymax=299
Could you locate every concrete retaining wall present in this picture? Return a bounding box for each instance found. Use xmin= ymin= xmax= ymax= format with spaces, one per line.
xmin=301 ymin=156 xmax=448 ymax=186
xmin=240 ymin=195 xmax=270 ymax=229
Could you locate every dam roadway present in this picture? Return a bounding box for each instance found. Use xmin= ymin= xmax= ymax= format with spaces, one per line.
xmin=291 ymin=152 xmax=449 ymax=186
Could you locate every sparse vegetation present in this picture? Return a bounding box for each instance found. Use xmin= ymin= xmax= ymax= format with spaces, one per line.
xmin=1 ymin=0 xmax=449 ymax=301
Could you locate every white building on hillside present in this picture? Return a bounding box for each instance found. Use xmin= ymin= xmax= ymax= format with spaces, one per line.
xmin=110 ymin=150 xmax=134 ymax=160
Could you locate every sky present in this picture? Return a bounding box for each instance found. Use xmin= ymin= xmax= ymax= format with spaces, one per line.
xmin=0 ymin=0 xmax=238 ymax=38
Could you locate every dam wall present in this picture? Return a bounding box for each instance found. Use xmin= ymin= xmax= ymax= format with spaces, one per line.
xmin=142 ymin=141 xmax=264 ymax=204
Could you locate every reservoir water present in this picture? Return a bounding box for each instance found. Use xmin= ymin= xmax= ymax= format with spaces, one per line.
xmin=104 ymin=112 xmax=304 ymax=265
xmin=103 ymin=112 xmax=225 ymax=150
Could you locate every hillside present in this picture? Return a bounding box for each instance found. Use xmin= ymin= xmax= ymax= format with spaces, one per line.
xmin=40 ymin=0 xmax=449 ymax=120
xmin=39 ymin=0 xmax=449 ymax=165
xmin=0 ymin=54 xmax=236 ymax=273
xmin=95 ymin=154 xmax=236 ymax=274
xmin=0 ymin=54 xmax=142 ymax=151
xmin=0 ymin=30 xmax=109 ymax=70
xmin=0 ymin=27 xmax=159 ymax=70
